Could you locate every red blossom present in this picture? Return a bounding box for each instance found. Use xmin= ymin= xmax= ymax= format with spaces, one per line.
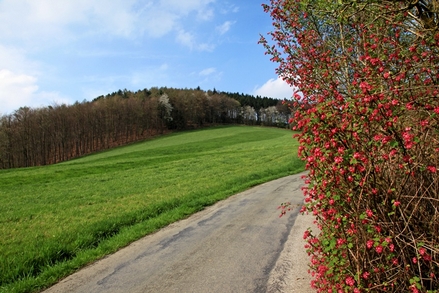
xmin=263 ymin=0 xmax=439 ymax=291
xmin=345 ymin=276 xmax=355 ymax=287
xmin=334 ymin=157 xmax=343 ymax=164
xmin=375 ymin=245 xmax=383 ymax=253
xmin=427 ymin=166 xmax=437 ymax=173
xmin=389 ymin=244 xmax=395 ymax=252
xmin=303 ymin=230 xmax=311 ymax=239
xmin=423 ymin=254 xmax=432 ymax=261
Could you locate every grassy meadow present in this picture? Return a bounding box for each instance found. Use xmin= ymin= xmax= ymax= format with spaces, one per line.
xmin=0 ymin=125 xmax=304 ymax=293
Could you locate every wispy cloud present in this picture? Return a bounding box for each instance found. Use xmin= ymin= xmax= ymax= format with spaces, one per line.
xmin=0 ymin=0 xmax=217 ymax=45
xmin=176 ymin=29 xmax=196 ymax=49
xmin=216 ymin=21 xmax=235 ymax=35
xmin=197 ymin=67 xmax=222 ymax=86
xmin=197 ymin=43 xmax=216 ymax=52
xmin=199 ymin=67 xmax=216 ymax=76
xmin=197 ymin=8 xmax=214 ymax=21
xmin=0 ymin=0 xmax=221 ymax=113
xmin=220 ymin=3 xmax=239 ymax=14
xmin=176 ymin=29 xmax=215 ymax=51
xmin=0 ymin=0 xmax=277 ymax=114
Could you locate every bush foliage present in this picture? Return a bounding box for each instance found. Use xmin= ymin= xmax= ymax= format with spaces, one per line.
xmin=262 ymin=0 xmax=439 ymax=292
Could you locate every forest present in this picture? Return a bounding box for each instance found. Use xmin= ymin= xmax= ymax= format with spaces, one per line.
xmin=0 ymin=87 xmax=292 ymax=169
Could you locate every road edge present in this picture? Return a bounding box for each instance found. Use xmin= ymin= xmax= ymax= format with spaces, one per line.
xmin=267 ymin=211 xmax=317 ymax=293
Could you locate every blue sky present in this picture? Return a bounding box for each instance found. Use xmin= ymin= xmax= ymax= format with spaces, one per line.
xmin=0 ymin=0 xmax=294 ymax=115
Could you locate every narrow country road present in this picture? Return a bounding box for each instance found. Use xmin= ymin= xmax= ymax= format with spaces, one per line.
xmin=43 ymin=172 xmax=307 ymax=293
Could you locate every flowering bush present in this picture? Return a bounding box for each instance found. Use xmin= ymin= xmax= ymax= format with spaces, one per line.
xmin=262 ymin=0 xmax=439 ymax=292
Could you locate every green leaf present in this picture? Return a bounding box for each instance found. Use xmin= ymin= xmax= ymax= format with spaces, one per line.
xmin=390 ymin=140 xmax=399 ymax=147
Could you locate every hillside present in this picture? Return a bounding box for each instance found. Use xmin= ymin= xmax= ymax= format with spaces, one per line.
xmin=0 ymin=87 xmax=292 ymax=169
xmin=0 ymin=125 xmax=304 ymax=293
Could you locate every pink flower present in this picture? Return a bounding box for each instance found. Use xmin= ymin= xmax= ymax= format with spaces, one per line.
xmin=345 ymin=276 xmax=355 ymax=286
xmin=423 ymin=254 xmax=432 ymax=261
xmin=366 ymin=240 xmax=374 ymax=249
xmin=375 ymin=245 xmax=383 ymax=253
xmin=362 ymin=271 xmax=370 ymax=279
xmin=427 ymin=166 xmax=437 ymax=173
xmin=393 ymin=201 xmax=401 ymax=207
xmin=412 ymin=257 xmax=418 ymax=264
xmin=303 ymin=230 xmax=310 ymax=239
xmin=360 ymin=81 xmax=372 ymax=93
xmin=389 ymin=244 xmax=395 ymax=252
xmin=420 ymin=119 xmax=429 ymax=127
xmin=334 ymin=156 xmax=343 ymax=164
xmin=337 ymin=238 xmax=346 ymax=246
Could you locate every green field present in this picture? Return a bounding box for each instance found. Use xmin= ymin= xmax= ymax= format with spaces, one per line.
xmin=0 ymin=125 xmax=304 ymax=293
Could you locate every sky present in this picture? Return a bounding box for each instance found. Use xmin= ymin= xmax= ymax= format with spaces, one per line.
xmin=0 ymin=0 xmax=294 ymax=115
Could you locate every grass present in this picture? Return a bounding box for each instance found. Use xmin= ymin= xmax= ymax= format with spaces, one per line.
xmin=0 ymin=125 xmax=304 ymax=293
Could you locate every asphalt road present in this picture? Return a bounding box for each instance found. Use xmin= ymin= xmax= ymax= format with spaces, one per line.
xmin=43 ymin=172 xmax=307 ymax=293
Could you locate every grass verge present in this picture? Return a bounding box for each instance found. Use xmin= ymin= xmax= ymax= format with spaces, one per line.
xmin=0 ymin=125 xmax=304 ymax=293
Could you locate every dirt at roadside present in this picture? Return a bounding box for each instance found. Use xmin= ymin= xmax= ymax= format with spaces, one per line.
xmin=267 ymin=213 xmax=317 ymax=293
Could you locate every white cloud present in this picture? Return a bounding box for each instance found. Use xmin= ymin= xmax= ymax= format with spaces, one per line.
xmin=0 ymin=45 xmax=39 ymax=74
xmin=253 ymin=77 xmax=296 ymax=99
xmin=139 ymin=9 xmax=178 ymax=38
xmin=0 ymin=45 xmax=72 ymax=114
xmin=0 ymin=69 xmax=68 ymax=114
xmin=0 ymin=0 xmax=220 ymax=113
xmin=197 ymin=68 xmax=222 ymax=85
xmin=0 ymin=1 xmax=130 ymax=47
xmin=220 ymin=3 xmax=239 ymax=14
xmin=216 ymin=21 xmax=235 ymax=35
xmin=199 ymin=67 xmax=216 ymax=76
xmin=176 ymin=29 xmax=215 ymax=51
xmin=160 ymin=0 xmax=215 ymax=15
xmin=198 ymin=43 xmax=216 ymax=52
xmin=0 ymin=0 xmax=216 ymax=44
xmin=197 ymin=8 xmax=214 ymax=21
xmin=176 ymin=29 xmax=196 ymax=49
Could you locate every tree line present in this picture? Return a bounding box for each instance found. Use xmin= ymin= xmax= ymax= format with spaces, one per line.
xmin=0 ymin=87 xmax=292 ymax=169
